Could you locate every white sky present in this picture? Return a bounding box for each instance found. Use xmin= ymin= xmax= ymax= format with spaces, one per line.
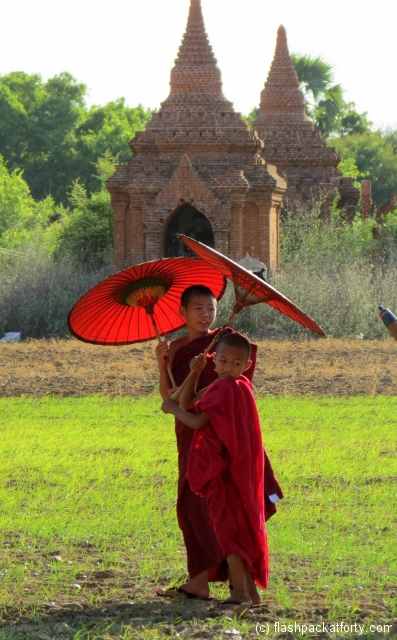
xmin=1 ymin=0 xmax=396 ymax=130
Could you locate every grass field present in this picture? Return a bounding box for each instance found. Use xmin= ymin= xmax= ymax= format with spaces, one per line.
xmin=0 ymin=395 xmax=396 ymax=639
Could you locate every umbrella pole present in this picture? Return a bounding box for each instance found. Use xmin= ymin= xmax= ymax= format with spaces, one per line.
xmin=171 ymin=309 xmax=237 ymax=400
xmin=149 ymin=314 xmax=177 ymax=388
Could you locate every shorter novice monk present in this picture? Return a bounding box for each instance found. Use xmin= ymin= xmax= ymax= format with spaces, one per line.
xmin=161 ymin=333 xmax=268 ymax=607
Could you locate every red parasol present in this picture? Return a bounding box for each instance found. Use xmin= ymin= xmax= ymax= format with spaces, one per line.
xmin=171 ymin=236 xmax=324 ymax=398
xmin=68 ymin=257 xmax=226 ymax=345
xmin=179 ymin=235 xmax=325 ymax=336
xmin=68 ymin=257 xmax=226 ymax=385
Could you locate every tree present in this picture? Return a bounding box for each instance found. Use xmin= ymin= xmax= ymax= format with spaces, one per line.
xmin=337 ymin=102 xmax=372 ymax=138
xmin=75 ymin=100 xmax=152 ymax=195
xmin=55 ymin=152 xmax=117 ymax=269
xmin=0 ymin=154 xmax=58 ymax=251
xmin=242 ymin=107 xmax=259 ymax=129
xmin=290 ymin=54 xmax=344 ymax=138
xmin=333 ymin=129 xmax=397 ymax=204
xmin=0 ymin=72 xmax=86 ymax=202
xmin=0 ymin=72 xmax=152 ymax=204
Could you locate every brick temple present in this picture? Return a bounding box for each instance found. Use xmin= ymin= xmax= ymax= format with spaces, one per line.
xmin=252 ymin=26 xmax=359 ymax=210
xmin=107 ymin=2 xmax=359 ymax=271
xmin=107 ymin=0 xmax=286 ymax=270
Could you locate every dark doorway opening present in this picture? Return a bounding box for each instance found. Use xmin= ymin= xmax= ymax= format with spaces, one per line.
xmin=164 ymin=204 xmax=214 ymax=257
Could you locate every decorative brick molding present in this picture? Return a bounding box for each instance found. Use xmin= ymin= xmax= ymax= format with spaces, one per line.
xmin=107 ymin=0 xmax=286 ymax=271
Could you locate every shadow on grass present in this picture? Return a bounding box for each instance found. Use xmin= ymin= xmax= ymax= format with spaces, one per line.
xmin=1 ymin=597 xmax=233 ymax=639
xmin=2 ymin=599 xmax=396 ymax=639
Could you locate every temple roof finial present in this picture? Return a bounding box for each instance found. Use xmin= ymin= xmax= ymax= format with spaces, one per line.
xmin=276 ymin=25 xmax=287 ymax=50
xmin=169 ymin=0 xmax=224 ymax=96
xmin=257 ymin=25 xmax=308 ymax=122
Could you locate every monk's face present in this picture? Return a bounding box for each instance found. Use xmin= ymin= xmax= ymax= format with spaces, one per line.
xmin=214 ymin=343 xmax=252 ymax=380
xmin=179 ymin=294 xmax=217 ymax=335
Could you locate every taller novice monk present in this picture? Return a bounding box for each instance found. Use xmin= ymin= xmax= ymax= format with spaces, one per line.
xmin=155 ymin=285 xmax=257 ymax=599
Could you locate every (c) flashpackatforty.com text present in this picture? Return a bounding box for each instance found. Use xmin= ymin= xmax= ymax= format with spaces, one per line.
xmin=256 ymin=621 xmax=393 ymax=635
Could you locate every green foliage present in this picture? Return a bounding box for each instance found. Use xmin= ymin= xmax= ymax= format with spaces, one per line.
xmin=337 ymin=101 xmax=373 ymax=137
xmin=0 ymin=72 xmax=152 ymax=203
xmin=291 ymin=55 xmax=372 ymax=141
xmin=75 ymin=99 xmax=152 ymax=194
xmin=0 ymin=72 xmax=86 ymax=203
xmin=242 ymin=106 xmax=259 ymax=129
xmin=290 ymin=54 xmax=344 ymax=138
xmin=332 ymin=129 xmax=397 ymax=203
xmin=336 ymin=156 xmax=368 ymax=190
xmin=55 ymin=152 xmax=117 ymax=269
xmin=0 ymin=154 xmax=59 ymax=252
xmin=217 ymin=202 xmax=397 ymax=340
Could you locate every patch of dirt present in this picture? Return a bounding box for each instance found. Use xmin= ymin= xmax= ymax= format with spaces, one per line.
xmin=0 ymin=337 xmax=396 ymax=398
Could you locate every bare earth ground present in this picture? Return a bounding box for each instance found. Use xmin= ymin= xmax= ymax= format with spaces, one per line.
xmin=0 ymin=337 xmax=396 ymax=398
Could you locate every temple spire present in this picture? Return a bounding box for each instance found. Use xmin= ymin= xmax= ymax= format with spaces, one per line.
xmin=169 ymin=0 xmax=224 ymax=96
xmin=258 ymin=25 xmax=308 ymax=122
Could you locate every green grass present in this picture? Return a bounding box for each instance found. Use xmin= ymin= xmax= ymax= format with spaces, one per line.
xmin=0 ymin=396 xmax=396 ymax=639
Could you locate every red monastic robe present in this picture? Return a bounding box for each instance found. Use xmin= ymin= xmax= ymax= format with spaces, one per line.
xmin=171 ymin=329 xmax=253 ymax=580
xmin=171 ymin=329 xmax=282 ymax=581
xmin=187 ymin=376 xmax=269 ymax=589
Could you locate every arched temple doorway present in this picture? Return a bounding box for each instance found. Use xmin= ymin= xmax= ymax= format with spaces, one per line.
xmin=164 ymin=204 xmax=214 ymax=257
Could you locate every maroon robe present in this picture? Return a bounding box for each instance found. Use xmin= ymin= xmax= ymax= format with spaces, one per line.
xmin=171 ymin=329 xmax=250 ymax=580
xmin=188 ymin=376 xmax=269 ymax=588
xmin=171 ymin=329 xmax=282 ymax=581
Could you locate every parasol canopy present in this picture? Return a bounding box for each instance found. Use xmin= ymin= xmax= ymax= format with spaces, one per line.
xmin=68 ymin=257 xmax=226 ymax=346
xmin=178 ymin=235 xmax=325 ymax=337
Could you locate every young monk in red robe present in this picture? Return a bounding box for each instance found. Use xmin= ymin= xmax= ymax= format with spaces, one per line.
xmin=155 ymin=285 xmax=282 ymax=600
xmin=161 ymin=332 xmax=268 ymax=607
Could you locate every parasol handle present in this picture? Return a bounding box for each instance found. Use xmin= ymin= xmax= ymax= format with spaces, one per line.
xmin=149 ymin=314 xmax=177 ymax=388
xmin=171 ymin=310 xmax=237 ymax=400
xmin=205 ymin=309 xmax=237 ymax=353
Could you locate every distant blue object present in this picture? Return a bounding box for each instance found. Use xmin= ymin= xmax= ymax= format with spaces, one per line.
xmin=379 ymin=306 xmax=396 ymax=326
xmin=1 ymin=332 xmax=21 ymax=342
xmin=253 ymin=267 xmax=268 ymax=281
xmin=379 ymin=305 xmax=397 ymax=341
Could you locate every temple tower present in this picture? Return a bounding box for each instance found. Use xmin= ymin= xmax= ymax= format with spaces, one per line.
xmin=107 ymin=0 xmax=286 ymax=270
xmin=252 ymin=26 xmax=359 ymax=210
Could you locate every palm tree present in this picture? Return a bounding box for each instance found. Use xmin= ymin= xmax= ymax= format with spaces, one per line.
xmin=290 ymin=54 xmax=344 ymax=139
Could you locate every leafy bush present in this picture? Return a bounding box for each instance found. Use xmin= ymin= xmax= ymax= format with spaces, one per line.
xmin=54 ymin=153 xmax=116 ymax=270
xmin=0 ymin=247 xmax=113 ymax=339
xmin=217 ymin=203 xmax=397 ymax=340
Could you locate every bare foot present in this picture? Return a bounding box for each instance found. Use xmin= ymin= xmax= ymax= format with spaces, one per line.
xmin=179 ymin=571 xmax=211 ymax=599
xmin=245 ymin=568 xmax=261 ymax=605
xmin=229 ymin=587 xmax=252 ymax=606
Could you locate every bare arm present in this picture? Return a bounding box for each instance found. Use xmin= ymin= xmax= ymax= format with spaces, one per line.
xmin=155 ymin=340 xmax=172 ymax=399
xmin=161 ymin=398 xmax=209 ymax=430
xmin=179 ymin=353 xmax=210 ymax=410
xmin=181 ymin=385 xmax=210 ymax=409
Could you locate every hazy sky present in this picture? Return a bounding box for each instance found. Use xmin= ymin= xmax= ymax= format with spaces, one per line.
xmin=1 ymin=0 xmax=396 ymax=129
